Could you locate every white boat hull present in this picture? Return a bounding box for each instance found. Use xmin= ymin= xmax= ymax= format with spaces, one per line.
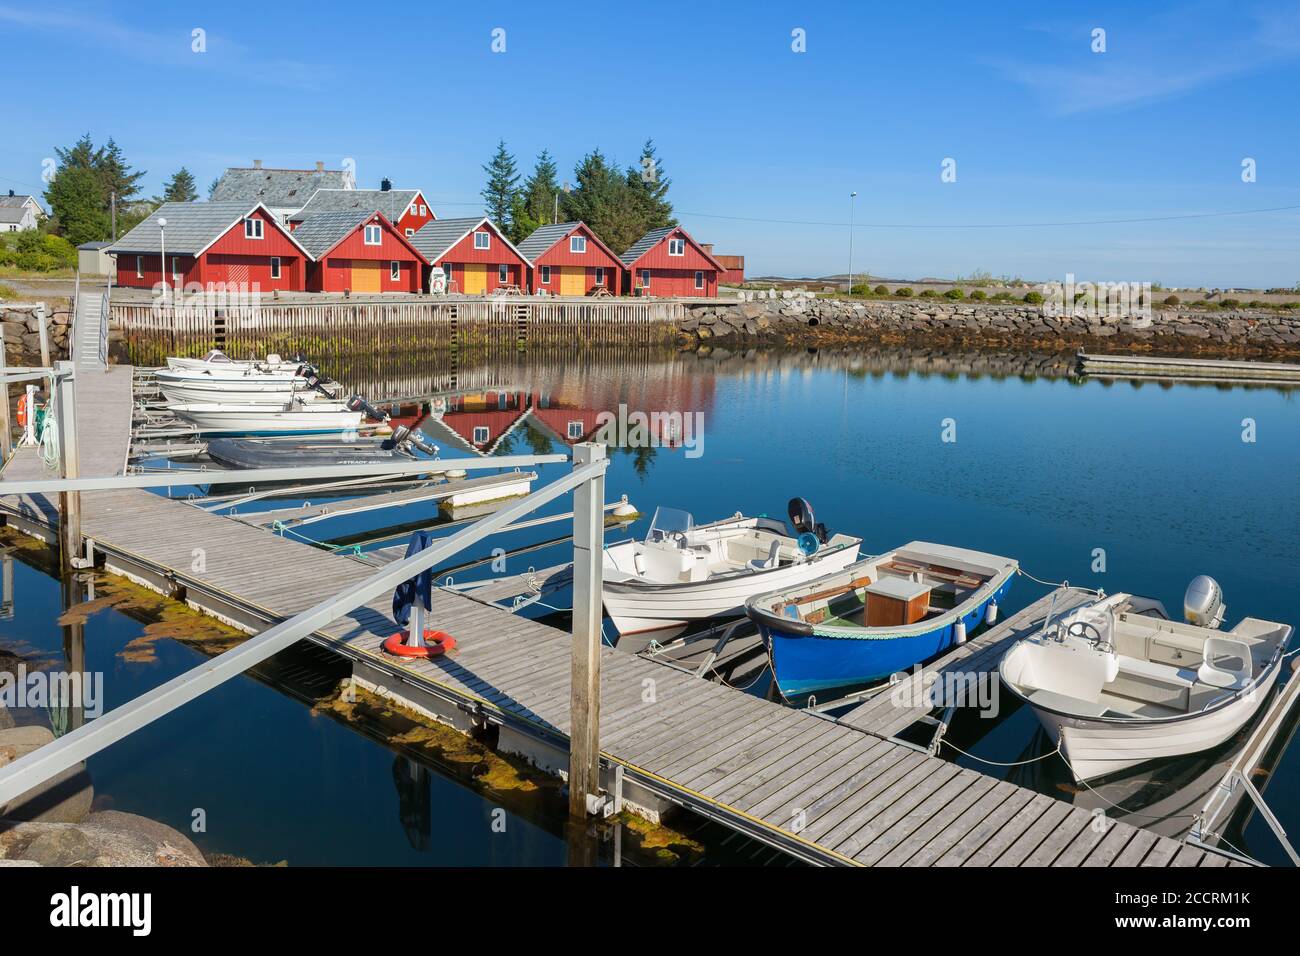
xmin=602 ymin=542 xmax=861 ymax=643
xmin=1028 ymin=678 xmax=1278 ymax=781
xmin=170 ymin=402 xmax=363 ymax=435
xmin=160 ymin=382 xmax=325 ymax=405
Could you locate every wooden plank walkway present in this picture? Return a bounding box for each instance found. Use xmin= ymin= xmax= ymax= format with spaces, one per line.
xmin=0 ymin=364 xmax=1239 ymax=866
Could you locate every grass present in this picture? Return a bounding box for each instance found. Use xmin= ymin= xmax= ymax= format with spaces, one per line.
xmin=0 ymin=283 xmax=19 ymax=301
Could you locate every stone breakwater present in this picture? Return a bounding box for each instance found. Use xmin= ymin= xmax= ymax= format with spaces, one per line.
xmin=2 ymin=302 xmax=68 ymax=364
xmin=680 ymin=298 xmax=1300 ymax=356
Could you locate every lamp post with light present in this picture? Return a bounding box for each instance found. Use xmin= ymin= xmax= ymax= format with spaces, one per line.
xmin=847 ymin=192 xmax=857 ymax=295
xmin=158 ymin=217 xmax=167 ymax=297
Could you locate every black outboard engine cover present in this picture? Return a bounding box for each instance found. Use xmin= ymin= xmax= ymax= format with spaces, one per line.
xmin=788 ymin=497 xmax=829 ymax=543
xmin=346 ymin=395 xmax=387 ymax=421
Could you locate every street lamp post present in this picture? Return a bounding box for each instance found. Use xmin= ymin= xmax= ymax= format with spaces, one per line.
xmin=158 ymin=217 xmax=167 ymax=296
xmin=847 ymin=191 xmax=857 ymax=295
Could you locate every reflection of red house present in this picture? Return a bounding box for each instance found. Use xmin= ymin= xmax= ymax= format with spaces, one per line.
xmin=293 ymin=210 xmax=427 ymax=293
xmin=530 ymin=403 xmax=601 ymax=445
xmin=620 ymin=226 xmax=725 ymax=297
xmin=107 ymin=201 xmax=311 ymax=291
xmin=517 ymin=222 xmax=623 ymax=296
xmin=431 ymin=390 xmax=534 ymax=454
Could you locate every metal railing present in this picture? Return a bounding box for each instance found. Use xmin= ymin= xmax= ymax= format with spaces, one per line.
xmin=0 ymin=444 xmax=608 ymax=809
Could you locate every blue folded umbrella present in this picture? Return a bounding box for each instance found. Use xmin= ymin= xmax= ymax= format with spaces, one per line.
xmin=392 ymin=530 xmax=436 ymax=628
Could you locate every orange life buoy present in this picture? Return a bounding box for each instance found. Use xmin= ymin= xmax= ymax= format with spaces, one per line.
xmin=16 ymin=394 xmax=29 ymax=428
xmin=383 ymin=629 xmax=457 ymax=658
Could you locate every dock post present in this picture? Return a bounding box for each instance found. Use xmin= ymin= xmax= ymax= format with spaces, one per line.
xmin=36 ymin=304 xmax=51 ymax=370
xmin=568 ymin=442 xmax=606 ymax=820
xmin=54 ymin=361 xmax=83 ymax=575
xmin=0 ymin=334 xmax=11 ymax=462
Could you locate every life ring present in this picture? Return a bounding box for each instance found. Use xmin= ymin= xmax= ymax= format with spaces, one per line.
xmin=383 ymin=629 xmax=457 ymax=658
xmin=16 ymin=394 xmax=29 ymax=427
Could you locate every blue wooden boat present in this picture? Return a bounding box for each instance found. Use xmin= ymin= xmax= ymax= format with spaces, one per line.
xmin=745 ymin=542 xmax=1018 ymax=698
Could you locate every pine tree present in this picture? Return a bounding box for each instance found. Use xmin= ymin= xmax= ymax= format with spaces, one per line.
xmin=521 ymin=149 xmax=561 ymax=227
xmin=160 ymin=167 xmax=199 ymax=203
xmin=562 ymin=150 xmax=643 ymax=254
xmin=627 ymin=138 xmax=675 ymax=231
xmin=44 ymin=166 xmax=109 ymax=245
xmin=480 ymin=140 xmax=520 ymax=231
xmin=94 ymin=138 xmax=146 ymax=204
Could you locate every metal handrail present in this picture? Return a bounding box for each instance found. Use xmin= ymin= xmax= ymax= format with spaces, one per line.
xmin=0 ymin=450 xmax=609 ymax=807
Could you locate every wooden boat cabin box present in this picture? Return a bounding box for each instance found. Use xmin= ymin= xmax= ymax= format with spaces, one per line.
xmin=862 ymin=577 xmax=931 ymax=627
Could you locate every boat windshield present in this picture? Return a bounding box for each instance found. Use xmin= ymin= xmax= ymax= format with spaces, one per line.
xmin=646 ymin=507 xmax=694 ymax=544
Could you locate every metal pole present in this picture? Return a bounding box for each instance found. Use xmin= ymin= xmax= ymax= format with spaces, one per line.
xmin=568 ymin=442 xmax=605 ymax=819
xmin=35 ymin=304 xmax=50 ymax=369
xmin=847 ymin=191 xmax=857 ymax=294
xmin=0 ymin=333 xmax=11 ymax=462
xmin=54 ymin=361 xmax=83 ymax=574
xmin=158 ymin=220 xmax=167 ymax=296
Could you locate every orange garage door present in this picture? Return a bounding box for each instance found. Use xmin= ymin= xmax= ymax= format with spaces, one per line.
xmin=351 ymin=260 xmax=381 ymax=293
xmin=559 ymin=266 xmax=586 ymax=296
xmin=462 ymin=262 xmax=487 ymax=295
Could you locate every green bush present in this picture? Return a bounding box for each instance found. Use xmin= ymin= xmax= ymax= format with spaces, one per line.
xmin=943 ymin=288 xmax=964 ymax=300
xmin=1219 ymin=298 xmax=1241 ymax=309
xmin=894 ymin=287 xmax=914 ymax=297
xmin=1023 ymin=291 xmax=1044 ymax=304
xmin=873 ymin=284 xmax=888 ymax=295
xmin=918 ymin=289 xmax=939 ymax=299
xmin=0 ymin=283 xmax=18 ymax=300
xmin=990 ymin=291 xmax=1015 ymax=302
xmin=969 ymin=289 xmax=986 ymax=300
xmin=1162 ymin=294 xmax=1179 ymax=306
xmin=849 ymin=283 xmax=872 ymax=296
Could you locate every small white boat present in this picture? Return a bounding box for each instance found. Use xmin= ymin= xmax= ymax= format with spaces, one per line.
xmin=157 ymin=366 xmax=307 ymax=387
xmin=169 ymin=399 xmax=365 ymax=435
xmin=166 ymin=350 xmax=303 ymax=373
xmin=601 ymin=500 xmax=862 ymax=647
xmin=998 ymin=577 xmax=1292 ymax=782
xmin=159 ymin=380 xmax=333 ymax=405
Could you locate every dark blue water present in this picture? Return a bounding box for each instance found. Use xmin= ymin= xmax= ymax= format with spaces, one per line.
xmin=5 ymin=347 xmax=1297 ymax=864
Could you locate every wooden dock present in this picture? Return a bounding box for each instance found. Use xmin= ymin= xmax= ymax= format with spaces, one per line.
xmin=0 ymin=363 xmax=1243 ymax=867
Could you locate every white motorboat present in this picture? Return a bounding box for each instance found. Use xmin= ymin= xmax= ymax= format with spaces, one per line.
xmin=601 ymin=499 xmax=862 ymax=647
xmin=998 ymin=577 xmax=1292 ymax=782
xmin=169 ymin=398 xmax=365 ymax=435
xmin=159 ymin=379 xmax=334 ymax=405
xmin=166 ymin=350 xmax=304 ymax=373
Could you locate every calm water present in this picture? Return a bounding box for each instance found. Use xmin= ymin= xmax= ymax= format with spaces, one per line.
xmin=3 ymin=346 xmax=1297 ymax=864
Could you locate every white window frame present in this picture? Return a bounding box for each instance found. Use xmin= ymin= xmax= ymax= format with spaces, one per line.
xmin=594 ymin=267 xmax=605 ymax=286
xmin=640 ymin=269 xmax=650 ymax=288
xmin=498 ymin=264 xmax=508 ymax=284
xmin=570 ymin=235 xmax=586 ymax=254
xmin=171 ymin=257 xmax=181 ymax=280
xmin=244 ymin=217 xmax=264 ymax=240
xmin=390 ymin=260 xmax=400 ymax=281
xmin=135 ymin=255 xmax=143 ymax=278
xmin=567 ymin=421 xmax=584 ymax=440
xmin=405 ymin=228 xmax=414 ymax=237
xmin=364 ymin=224 xmax=382 ymax=246
xmin=668 ymin=237 xmax=685 ymax=256
xmin=419 ymin=204 xmax=427 ymax=216
xmin=472 ymin=425 xmax=490 ymax=444
xmin=270 ymin=256 xmax=281 ymax=280
xmin=474 ymin=231 xmax=490 ymax=250
xmin=540 ymin=265 xmax=551 ymax=284
xmin=694 ymin=270 xmax=704 ymax=290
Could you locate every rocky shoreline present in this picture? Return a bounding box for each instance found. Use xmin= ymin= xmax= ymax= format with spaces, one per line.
xmin=680 ymin=297 xmax=1300 ymax=357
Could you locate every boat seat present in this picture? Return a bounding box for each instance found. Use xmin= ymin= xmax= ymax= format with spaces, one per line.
xmin=748 ymin=539 xmax=783 ymax=571
xmin=1198 ymin=636 xmax=1252 ymax=690
xmin=1027 ymin=688 xmax=1109 ymax=718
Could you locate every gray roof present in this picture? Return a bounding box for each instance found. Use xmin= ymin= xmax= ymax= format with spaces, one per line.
xmin=407 ymin=217 xmax=486 ymax=262
xmin=290 ymin=210 xmax=376 ymax=258
xmin=291 ymin=188 xmax=421 ymax=224
xmin=0 ymin=207 xmax=28 ymax=223
xmin=516 ymin=222 xmax=580 ymax=260
xmin=619 ymin=227 xmax=675 ymax=265
xmin=0 ymin=193 xmax=39 ymax=209
xmin=78 ymin=241 xmax=113 ymax=250
xmin=210 ymin=167 xmax=350 ymax=208
xmin=107 ymin=202 xmax=278 ymax=256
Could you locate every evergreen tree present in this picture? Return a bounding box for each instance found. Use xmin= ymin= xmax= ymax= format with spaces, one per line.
xmin=94 ymin=138 xmax=146 ymax=204
xmin=521 ymin=149 xmax=561 ymax=227
xmin=44 ymin=166 xmax=109 ymax=245
xmin=208 ymin=176 xmax=220 ymax=199
xmin=562 ymin=150 xmax=643 ymax=254
xmin=160 ymin=167 xmax=199 ymax=203
xmin=480 ymin=140 xmax=520 ymax=231
xmin=627 ymin=138 xmax=675 ymax=231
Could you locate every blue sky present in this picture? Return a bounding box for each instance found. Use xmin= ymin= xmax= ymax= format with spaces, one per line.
xmin=3 ymin=0 xmax=1299 ymax=287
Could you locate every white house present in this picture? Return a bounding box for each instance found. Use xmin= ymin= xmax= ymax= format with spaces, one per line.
xmin=0 ymin=191 xmax=44 ymax=232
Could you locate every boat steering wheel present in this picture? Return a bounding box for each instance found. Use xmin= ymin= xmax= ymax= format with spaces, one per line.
xmin=1066 ymin=620 xmax=1112 ymax=653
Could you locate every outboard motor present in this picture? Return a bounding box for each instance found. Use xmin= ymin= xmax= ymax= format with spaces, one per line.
xmin=1184 ymin=575 xmax=1226 ymax=629
xmin=391 ymin=423 xmax=439 ymax=457
xmin=787 ymin=497 xmax=829 ymax=544
xmin=346 ymin=395 xmax=389 ymax=422
xmin=300 ymin=367 xmax=337 ymax=399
